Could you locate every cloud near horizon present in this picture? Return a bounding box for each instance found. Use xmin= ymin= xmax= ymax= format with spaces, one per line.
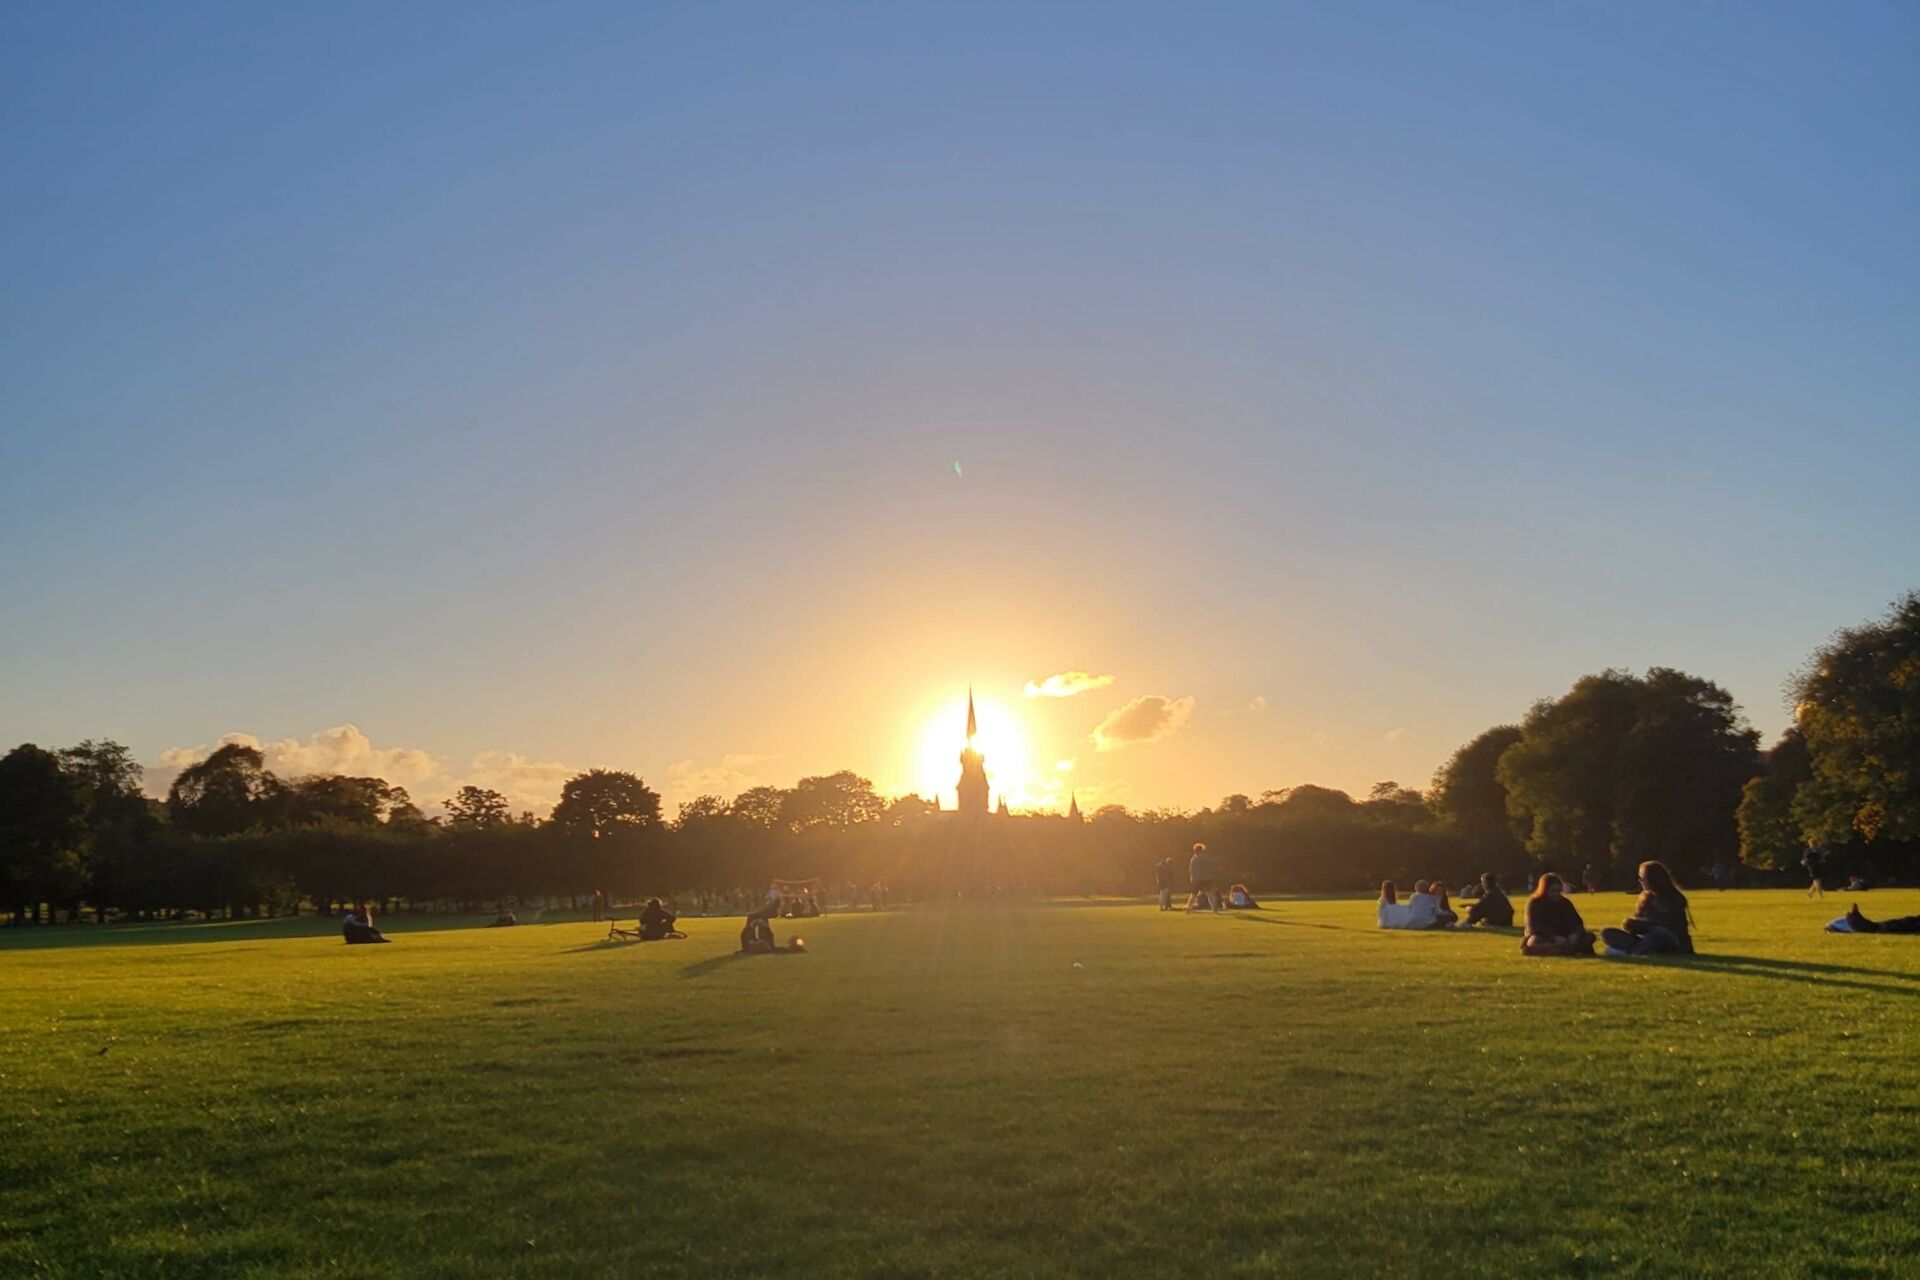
xmin=1023 ymin=670 xmax=1115 ymax=699
xmin=664 ymin=753 xmax=775 ymax=810
xmin=145 ymin=725 xmax=440 ymax=797
xmin=1091 ymin=694 xmax=1195 ymax=752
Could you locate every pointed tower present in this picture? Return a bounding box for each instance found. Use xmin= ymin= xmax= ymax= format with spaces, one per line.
xmin=996 ymin=794 xmax=1010 ymax=817
xmin=956 ymin=688 xmax=990 ymax=819
xmin=1067 ymin=792 xmax=1082 ymax=822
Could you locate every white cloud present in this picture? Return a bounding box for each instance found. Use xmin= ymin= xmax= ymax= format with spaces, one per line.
xmin=1054 ymin=758 xmax=1076 ymax=773
xmin=145 ymin=725 xmax=439 ymax=797
xmin=663 ymin=754 xmax=773 ymax=808
xmin=452 ymin=750 xmax=577 ymax=818
xmin=1384 ymin=727 xmax=1407 ymax=743
xmin=1091 ymin=695 xmax=1195 ymax=752
xmin=1248 ymin=695 xmax=1268 ymax=713
xmin=1023 ymin=671 xmax=1115 ymax=699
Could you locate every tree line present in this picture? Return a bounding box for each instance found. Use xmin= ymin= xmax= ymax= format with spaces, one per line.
xmin=3 ymin=592 xmax=1916 ymax=924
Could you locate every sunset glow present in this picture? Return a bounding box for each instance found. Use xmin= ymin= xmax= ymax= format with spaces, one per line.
xmin=912 ymin=693 xmax=1036 ymax=812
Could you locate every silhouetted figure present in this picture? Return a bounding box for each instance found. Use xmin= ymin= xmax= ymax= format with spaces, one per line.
xmin=1155 ymin=857 xmax=1175 ymax=911
xmin=1226 ymin=883 xmax=1260 ymax=909
xmin=1186 ymin=843 xmax=1220 ymax=913
xmin=1523 ymin=874 xmax=1594 ymax=957
xmin=639 ymin=897 xmax=684 ymax=941
xmin=342 ymin=902 xmax=389 ymax=944
xmin=1429 ymin=880 xmax=1459 ymax=927
xmin=1462 ymin=873 xmax=1513 ymax=928
xmin=1804 ymin=846 xmax=1826 ymax=899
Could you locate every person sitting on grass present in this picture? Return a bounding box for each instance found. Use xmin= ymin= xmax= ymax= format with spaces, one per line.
xmin=342 ymin=902 xmax=390 ymax=945
xmin=1522 ymin=873 xmax=1595 ymax=957
xmin=1462 ymin=873 xmax=1514 ymax=928
xmin=488 ymin=901 xmax=517 ymax=927
xmin=1831 ymin=903 xmax=1920 ymax=934
xmin=1600 ymin=860 xmax=1694 ymax=957
xmin=1377 ymin=882 xmax=1414 ymax=929
xmin=1403 ymin=880 xmax=1440 ymax=929
xmin=1227 ymin=883 xmax=1261 ymax=909
xmin=639 ymin=897 xmax=685 ymax=941
xmin=1429 ymin=880 xmax=1460 ymax=928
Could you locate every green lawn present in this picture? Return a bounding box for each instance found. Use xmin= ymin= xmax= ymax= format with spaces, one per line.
xmin=5 ymin=890 xmax=1920 ymax=1278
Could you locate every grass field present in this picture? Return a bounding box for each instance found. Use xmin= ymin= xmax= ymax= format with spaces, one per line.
xmin=6 ymin=890 xmax=1920 ymax=1278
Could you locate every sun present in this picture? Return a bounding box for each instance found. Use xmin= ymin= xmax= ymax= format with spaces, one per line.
xmin=913 ymin=692 xmax=1034 ymax=810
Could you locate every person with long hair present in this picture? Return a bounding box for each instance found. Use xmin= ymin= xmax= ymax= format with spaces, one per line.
xmin=1462 ymin=872 xmax=1514 ymax=928
xmin=1429 ymin=880 xmax=1459 ymax=928
xmin=1377 ymin=881 xmax=1411 ymax=929
xmin=1600 ymin=861 xmax=1694 ymax=956
xmin=1522 ymin=873 xmax=1594 ymax=956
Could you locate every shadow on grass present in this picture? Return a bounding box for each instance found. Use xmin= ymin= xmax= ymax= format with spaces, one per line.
xmin=1671 ymin=952 xmax=1920 ymax=997
xmin=680 ymin=952 xmax=751 ymax=979
xmin=0 ymin=911 xmax=604 ymax=952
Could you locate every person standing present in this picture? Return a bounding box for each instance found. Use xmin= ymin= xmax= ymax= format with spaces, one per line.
xmin=1154 ymin=857 xmax=1175 ymax=911
xmin=1187 ymin=843 xmax=1221 ymax=913
xmin=1803 ymin=845 xmax=1826 ymax=899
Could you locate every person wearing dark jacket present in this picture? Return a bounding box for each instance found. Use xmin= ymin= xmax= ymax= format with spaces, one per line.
xmin=1522 ymin=874 xmax=1594 ymax=956
xmin=1154 ymin=858 xmax=1175 ymax=911
xmin=1837 ymin=903 xmax=1920 ymax=934
xmin=1601 ymin=861 xmax=1694 ymax=956
xmin=639 ymin=897 xmax=684 ymax=941
xmin=1462 ymin=873 xmax=1514 ymax=928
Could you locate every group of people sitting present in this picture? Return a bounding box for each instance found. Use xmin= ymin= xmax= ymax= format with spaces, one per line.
xmin=1377 ymin=874 xmax=1514 ymax=930
xmin=1376 ymin=861 xmax=1697 ymax=959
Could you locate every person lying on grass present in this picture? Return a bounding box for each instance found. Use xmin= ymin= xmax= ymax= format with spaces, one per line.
xmin=1600 ymin=861 xmax=1694 ymax=957
xmin=1226 ymin=883 xmax=1261 ymax=909
xmin=639 ymin=897 xmax=686 ymax=941
xmin=1461 ymin=873 xmax=1513 ymax=928
xmin=342 ymin=902 xmax=390 ymax=945
xmin=1830 ymin=904 xmax=1920 ymax=934
xmin=1522 ymin=873 xmax=1594 ymax=957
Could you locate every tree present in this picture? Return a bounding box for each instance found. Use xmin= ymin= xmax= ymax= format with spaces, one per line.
xmin=675 ymin=795 xmax=731 ymax=828
xmin=60 ymin=739 xmax=161 ymax=922
xmin=1788 ymin=591 xmax=1920 ymax=844
xmin=0 ymin=744 xmax=88 ymax=923
xmin=778 ymin=772 xmax=884 ymax=832
xmin=1427 ymin=726 xmax=1527 ymax=863
xmin=1738 ymin=730 xmax=1813 ymax=870
xmin=549 ymin=770 xmax=661 ymax=838
xmin=729 ymin=786 xmax=787 ymax=830
xmin=1498 ymin=669 xmax=1759 ymax=883
xmin=286 ymin=776 xmax=408 ymax=826
xmin=167 ymin=743 xmax=279 ymax=837
xmin=444 ymin=785 xmax=512 ymax=828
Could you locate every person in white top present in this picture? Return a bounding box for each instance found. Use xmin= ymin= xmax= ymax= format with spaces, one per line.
xmin=1377 ymin=881 xmax=1412 ymax=929
xmin=1401 ymin=880 xmax=1441 ymax=929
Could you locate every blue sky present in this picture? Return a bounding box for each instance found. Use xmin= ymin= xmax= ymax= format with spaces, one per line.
xmin=3 ymin=2 xmax=1916 ymax=814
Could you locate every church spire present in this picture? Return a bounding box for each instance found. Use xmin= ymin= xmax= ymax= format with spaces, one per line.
xmin=966 ymin=686 xmax=977 ymax=741
xmin=1068 ymin=792 xmax=1081 ymax=821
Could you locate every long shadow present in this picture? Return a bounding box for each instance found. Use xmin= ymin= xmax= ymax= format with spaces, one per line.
xmin=680 ymin=952 xmax=751 ymax=979
xmin=1678 ymin=952 xmax=1920 ymax=989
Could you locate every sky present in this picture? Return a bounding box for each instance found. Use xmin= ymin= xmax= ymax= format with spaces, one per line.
xmin=3 ymin=2 xmax=1916 ymax=818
